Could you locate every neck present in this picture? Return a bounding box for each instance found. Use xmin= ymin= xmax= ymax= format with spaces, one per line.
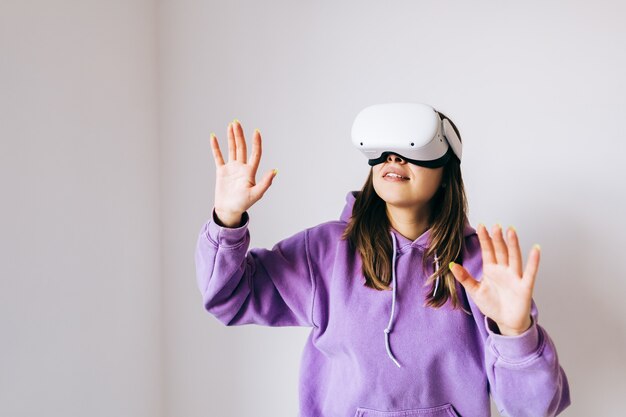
xmin=386 ymin=203 xmax=432 ymax=241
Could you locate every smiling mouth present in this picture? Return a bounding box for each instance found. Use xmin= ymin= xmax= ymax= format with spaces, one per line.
xmin=383 ymin=172 xmax=410 ymax=182
xmin=384 ymin=173 xmax=410 ymax=180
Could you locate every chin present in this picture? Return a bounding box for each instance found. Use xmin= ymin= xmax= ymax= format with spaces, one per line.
xmin=374 ymin=188 xmax=422 ymax=208
xmin=385 ymin=198 xmax=424 ymax=209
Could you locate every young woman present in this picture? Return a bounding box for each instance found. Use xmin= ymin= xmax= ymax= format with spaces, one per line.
xmin=195 ymin=104 xmax=571 ymax=417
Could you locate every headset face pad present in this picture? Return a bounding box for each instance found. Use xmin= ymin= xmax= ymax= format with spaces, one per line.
xmin=367 ymin=148 xmax=453 ymax=168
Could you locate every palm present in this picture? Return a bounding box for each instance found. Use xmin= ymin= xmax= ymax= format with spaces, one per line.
xmin=215 ymin=161 xmax=258 ymax=211
xmin=470 ymin=262 xmax=533 ymax=333
xmin=450 ymin=224 xmax=541 ymax=336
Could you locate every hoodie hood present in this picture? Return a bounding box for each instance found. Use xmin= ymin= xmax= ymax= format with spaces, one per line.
xmin=339 ymin=190 xmax=476 ymax=367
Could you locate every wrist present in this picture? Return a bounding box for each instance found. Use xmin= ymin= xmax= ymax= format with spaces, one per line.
xmin=496 ymin=316 xmax=533 ymax=336
xmin=213 ymin=208 xmax=243 ymax=228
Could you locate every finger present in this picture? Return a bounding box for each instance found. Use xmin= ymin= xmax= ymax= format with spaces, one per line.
xmin=449 ymin=262 xmax=480 ymax=296
xmin=227 ymin=122 xmax=236 ymax=162
xmin=477 ymin=223 xmax=496 ymax=265
xmin=233 ymin=120 xmax=247 ymax=163
xmin=491 ymin=224 xmax=509 ymax=266
xmin=250 ymin=168 xmax=277 ymax=202
xmin=210 ymin=133 xmax=225 ymax=167
xmin=523 ymin=244 xmax=541 ymax=289
xmin=507 ymin=226 xmax=523 ymax=277
xmin=249 ymin=129 xmax=262 ymax=174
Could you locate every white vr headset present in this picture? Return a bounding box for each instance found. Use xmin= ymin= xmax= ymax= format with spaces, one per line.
xmin=351 ymin=102 xmax=462 ymax=167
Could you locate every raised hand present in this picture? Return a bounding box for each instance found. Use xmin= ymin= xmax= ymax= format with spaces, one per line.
xmin=210 ymin=119 xmax=277 ymax=227
xmin=449 ymin=224 xmax=540 ymax=336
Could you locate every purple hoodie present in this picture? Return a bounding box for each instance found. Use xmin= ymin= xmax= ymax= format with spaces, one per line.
xmin=195 ymin=191 xmax=571 ymax=417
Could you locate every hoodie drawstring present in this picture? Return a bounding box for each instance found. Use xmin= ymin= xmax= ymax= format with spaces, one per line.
xmin=384 ymin=233 xmax=442 ymax=369
xmin=433 ymin=251 xmax=441 ymax=296
xmin=384 ymin=231 xmax=402 ymax=368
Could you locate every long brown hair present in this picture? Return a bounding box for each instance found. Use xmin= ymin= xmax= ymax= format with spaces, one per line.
xmin=341 ymin=112 xmax=469 ymax=311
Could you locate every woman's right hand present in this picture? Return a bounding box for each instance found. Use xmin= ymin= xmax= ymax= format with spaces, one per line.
xmin=210 ymin=119 xmax=277 ymax=227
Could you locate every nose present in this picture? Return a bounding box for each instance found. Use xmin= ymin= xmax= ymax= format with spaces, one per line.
xmin=386 ymin=153 xmax=406 ymax=164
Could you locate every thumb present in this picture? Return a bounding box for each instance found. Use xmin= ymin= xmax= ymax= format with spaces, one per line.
xmin=251 ymin=168 xmax=277 ymax=201
xmin=449 ymin=262 xmax=479 ymax=296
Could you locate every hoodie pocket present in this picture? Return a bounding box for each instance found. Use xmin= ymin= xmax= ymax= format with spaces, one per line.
xmin=354 ymin=403 xmax=460 ymax=417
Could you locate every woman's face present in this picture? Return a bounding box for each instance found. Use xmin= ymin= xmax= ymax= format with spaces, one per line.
xmin=372 ymin=153 xmax=444 ymax=209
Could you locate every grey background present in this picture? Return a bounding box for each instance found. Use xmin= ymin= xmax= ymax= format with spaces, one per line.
xmin=2 ymin=0 xmax=625 ymax=416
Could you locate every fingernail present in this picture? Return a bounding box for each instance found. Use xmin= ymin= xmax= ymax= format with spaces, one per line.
xmin=273 ymin=169 xmax=278 ymax=176
xmin=495 ymin=223 xmax=502 ymax=230
xmin=449 ymin=261 xmax=456 ymax=270
xmin=254 ymin=128 xmax=260 ymax=134
xmin=210 ymin=132 xmax=215 ymax=139
xmin=533 ymin=244 xmax=541 ymax=251
xmin=233 ymin=118 xmax=240 ymax=124
xmin=509 ymin=225 xmax=516 ymax=232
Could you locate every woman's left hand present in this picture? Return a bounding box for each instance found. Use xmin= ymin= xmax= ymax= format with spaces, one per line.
xmin=449 ymin=224 xmax=540 ymax=336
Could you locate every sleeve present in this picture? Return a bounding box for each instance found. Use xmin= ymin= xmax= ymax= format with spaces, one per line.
xmin=194 ymin=208 xmax=317 ymax=328
xmin=462 ymin=234 xmax=572 ymax=417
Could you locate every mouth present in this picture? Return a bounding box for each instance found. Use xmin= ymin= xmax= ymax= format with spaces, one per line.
xmin=383 ymin=172 xmax=410 ymax=181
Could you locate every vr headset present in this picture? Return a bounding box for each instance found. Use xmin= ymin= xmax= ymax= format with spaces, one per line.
xmin=351 ymin=102 xmax=462 ymax=167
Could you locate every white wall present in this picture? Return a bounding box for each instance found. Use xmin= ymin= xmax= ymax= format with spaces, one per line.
xmin=0 ymin=1 xmax=161 ymax=416
xmin=165 ymin=1 xmax=626 ymax=416
xmin=3 ymin=1 xmax=626 ymax=416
